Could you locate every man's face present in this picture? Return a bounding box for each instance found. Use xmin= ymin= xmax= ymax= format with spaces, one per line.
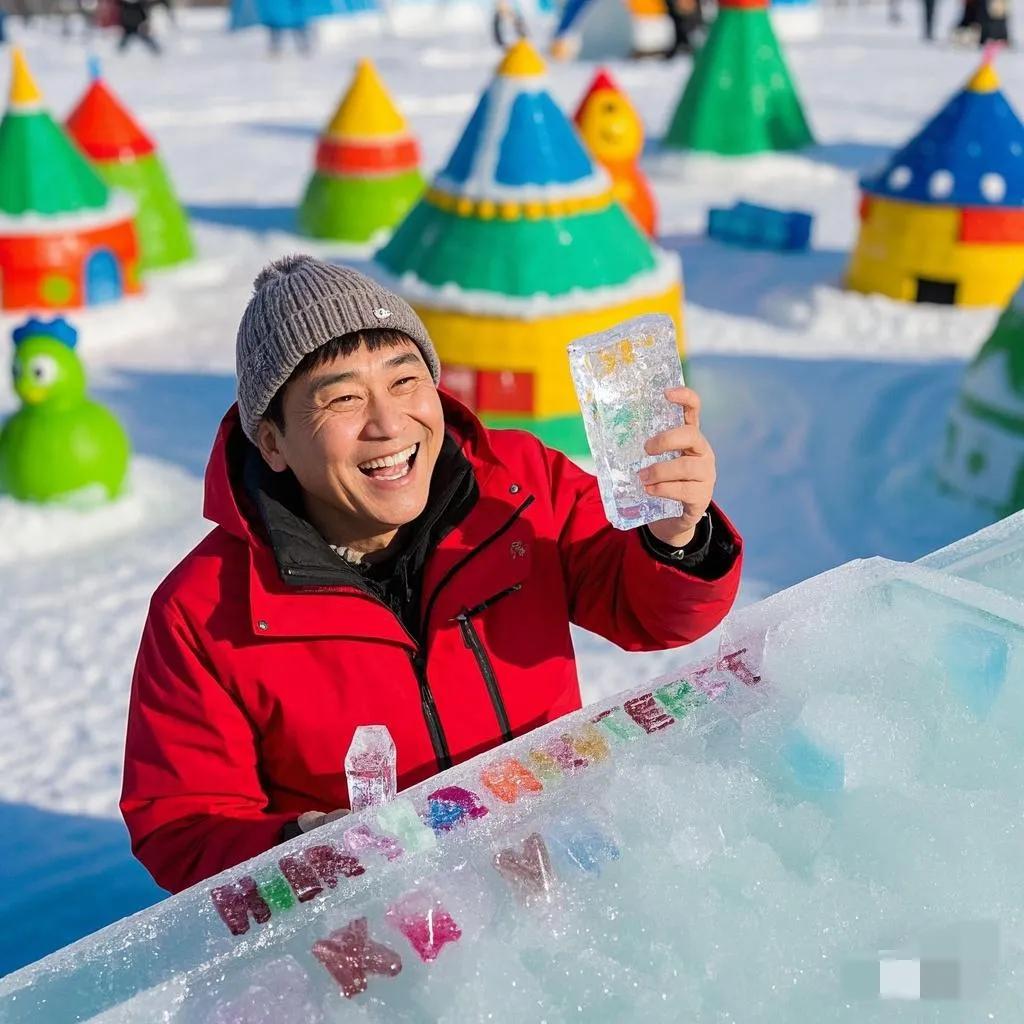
xmin=257 ymin=339 xmax=445 ymax=546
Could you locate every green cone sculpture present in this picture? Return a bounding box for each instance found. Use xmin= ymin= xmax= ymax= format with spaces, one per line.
xmin=298 ymin=59 xmax=424 ymax=247
xmin=940 ymin=284 xmax=1024 ymax=516
xmin=664 ymin=0 xmax=813 ymax=156
xmin=66 ymin=72 xmax=193 ymax=271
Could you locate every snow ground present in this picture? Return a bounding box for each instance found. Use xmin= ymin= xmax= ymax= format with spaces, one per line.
xmin=0 ymin=0 xmax=1019 ymax=976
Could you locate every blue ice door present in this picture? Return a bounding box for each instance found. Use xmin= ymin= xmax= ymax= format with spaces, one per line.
xmin=84 ymin=249 xmax=123 ymax=305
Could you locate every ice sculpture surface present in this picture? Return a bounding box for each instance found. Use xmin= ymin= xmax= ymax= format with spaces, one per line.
xmin=3 ymin=513 xmax=1024 ymax=1021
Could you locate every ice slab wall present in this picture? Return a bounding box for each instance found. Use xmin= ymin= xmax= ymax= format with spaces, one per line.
xmin=3 ymin=514 xmax=1024 ymax=1022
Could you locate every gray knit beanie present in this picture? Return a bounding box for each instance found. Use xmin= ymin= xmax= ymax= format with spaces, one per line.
xmin=236 ymin=255 xmax=441 ymax=441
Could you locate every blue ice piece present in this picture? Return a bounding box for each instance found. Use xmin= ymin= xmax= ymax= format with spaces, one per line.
xmin=782 ymin=730 xmax=845 ymax=793
xmin=707 ymin=202 xmax=813 ymax=252
xmin=547 ymin=820 xmax=621 ymax=875
xmin=938 ymin=622 xmax=1008 ymax=717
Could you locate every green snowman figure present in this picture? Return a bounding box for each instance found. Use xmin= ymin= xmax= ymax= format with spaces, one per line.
xmin=0 ymin=317 xmax=130 ymax=504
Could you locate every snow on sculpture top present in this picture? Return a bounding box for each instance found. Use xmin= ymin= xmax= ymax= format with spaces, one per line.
xmin=2 ymin=512 xmax=1024 ymax=1019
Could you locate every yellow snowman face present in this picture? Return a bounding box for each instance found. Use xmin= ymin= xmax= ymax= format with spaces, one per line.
xmin=578 ymin=88 xmax=643 ymax=163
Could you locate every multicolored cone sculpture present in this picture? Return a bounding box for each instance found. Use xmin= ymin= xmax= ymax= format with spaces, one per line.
xmin=0 ymin=317 xmax=131 ymax=503
xmin=574 ymin=68 xmax=657 ymax=237
xmin=298 ymin=59 xmax=425 ymax=247
xmin=376 ymin=41 xmax=683 ymax=454
xmin=939 ymin=284 xmax=1024 ymax=514
xmin=0 ymin=49 xmax=141 ymax=310
xmin=664 ymin=0 xmax=813 ymax=156
xmin=66 ymin=66 xmax=194 ymax=272
xmin=847 ymin=59 xmax=1024 ymax=308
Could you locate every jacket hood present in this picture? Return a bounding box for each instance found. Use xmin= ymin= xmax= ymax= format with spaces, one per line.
xmin=202 ymin=393 xmax=500 ymax=543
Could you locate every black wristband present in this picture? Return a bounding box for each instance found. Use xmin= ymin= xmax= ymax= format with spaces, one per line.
xmin=640 ymin=511 xmax=712 ymax=562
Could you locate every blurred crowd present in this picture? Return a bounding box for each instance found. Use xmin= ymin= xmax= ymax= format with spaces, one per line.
xmin=0 ymin=0 xmax=1011 ymax=57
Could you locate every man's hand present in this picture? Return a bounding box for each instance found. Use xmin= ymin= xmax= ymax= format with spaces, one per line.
xmin=297 ymin=808 xmax=350 ymax=833
xmin=638 ymin=386 xmax=716 ymax=548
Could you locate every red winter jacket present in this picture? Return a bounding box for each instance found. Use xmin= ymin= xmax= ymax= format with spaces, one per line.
xmin=121 ymin=398 xmax=742 ymax=893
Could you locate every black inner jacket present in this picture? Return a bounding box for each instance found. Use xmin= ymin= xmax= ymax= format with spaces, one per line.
xmin=232 ymin=427 xmax=737 ymax=642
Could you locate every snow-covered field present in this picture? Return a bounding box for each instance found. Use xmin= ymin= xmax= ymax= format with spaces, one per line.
xmin=0 ymin=1 xmax=1017 ymax=977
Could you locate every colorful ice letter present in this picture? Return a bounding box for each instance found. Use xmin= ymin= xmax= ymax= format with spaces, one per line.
xmin=304 ymin=845 xmax=365 ymax=888
xmin=527 ymin=748 xmax=563 ymax=782
xmin=548 ymin=821 xmax=621 ymax=876
xmin=210 ymin=876 xmax=272 ymax=936
xmin=256 ymin=870 xmax=296 ymax=911
xmin=654 ymin=679 xmax=707 ymax=719
xmin=570 ymin=722 xmax=611 ymax=762
xmin=386 ymin=889 xmax=462 ymax=962
xmin=493 ymin=832 xmax=556 ymax=903
xmin=312 ymin=917 xmax=402 ymax=999
xmin=540 ymin=734 xmax=589 ymax=773
xmin=376 ymin=797 xmax=437 ymax=852
xmin=278 ymin=844 xmax=364 ymax=903
xmin=691 ymin=663 xmax=727 ymax=699
xmin=425 ymin=785 xmax=490 ymax=832
xmin=278 ymin=855 xmax=323 ymax=903
xmin=720 ymin=647 xmax=762 ymax=687
xmin=343 ymin=823 xmax=404 ymax=862
xmin=591 ymin=707 xmax=643 ymax=742
xmin=480 ymin=757 xmax=544 ymax=804
xmin=623 ymin=692 xmax=675 ymax=734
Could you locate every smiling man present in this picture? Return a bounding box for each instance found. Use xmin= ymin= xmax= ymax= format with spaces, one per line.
xmin=121 ymin=255 xmax=743 ymax=893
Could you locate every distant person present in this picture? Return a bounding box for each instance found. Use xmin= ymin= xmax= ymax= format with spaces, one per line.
xmin=922 ymin=0 xmax=937 ymax=37
xmin=952 ymin=0 xmax=1010 ymax=43
xmin=665 ymin=0 xmax=703 ymax=56
xmin=116 ymin=0 xmax=160 ymax=52
xmin=980 ymin=0 xmax=1010 ymax=42
xmin=952 ymin=0 xmax=983 ymax=39
xmin=263 ymin=0 xmax=311 ymax=55
xmin=492 ymin=0 xmax=527 ymax=47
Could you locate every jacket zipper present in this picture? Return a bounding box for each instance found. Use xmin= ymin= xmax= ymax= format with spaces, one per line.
xmin=415 ymin=495 xmax=536 ymax=770
xmin=408 ymin=648 xmax=447 ymax=767
xmin=454 ymin=583 xmax=522 ymax=744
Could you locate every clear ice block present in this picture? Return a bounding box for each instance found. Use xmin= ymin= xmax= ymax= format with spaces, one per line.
xmin=568 ymin=313 xmax=686 ymax=530
xmin=345 ymin=725 xmax=397 ymax=813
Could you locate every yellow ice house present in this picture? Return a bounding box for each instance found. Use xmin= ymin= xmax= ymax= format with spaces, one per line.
xmin=846 ymin=59 xmax=1024 ymax=308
